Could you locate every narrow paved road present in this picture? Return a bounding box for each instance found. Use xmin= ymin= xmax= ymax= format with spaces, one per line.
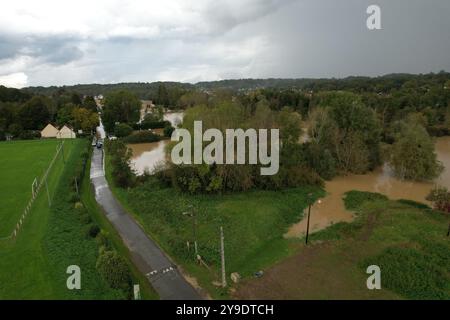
xmin=90 ymin=147 xmax=202 ymax=300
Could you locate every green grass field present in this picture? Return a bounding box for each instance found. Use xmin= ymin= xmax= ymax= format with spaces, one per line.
xmin=0 ymin=139 xmax=144 ymax=299
xmin=0 ymin=139 xmax=76 ymax=298
xmin=105 ymin=155 xmax=324 ymax=298
xmin=0 ymin=139 xmax=65 ymax=237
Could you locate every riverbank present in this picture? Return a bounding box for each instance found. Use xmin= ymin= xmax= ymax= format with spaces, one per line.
xmin=286 ymin=136 xmax=450 ymax=237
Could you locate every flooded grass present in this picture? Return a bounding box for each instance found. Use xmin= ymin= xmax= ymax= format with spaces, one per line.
xmin=236 ymin=192 xmax=450 ymax=299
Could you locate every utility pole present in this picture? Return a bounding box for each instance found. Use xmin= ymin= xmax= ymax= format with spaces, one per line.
xmin=305 ymin=195 xmax=321 ymax=245
xmin=305 ymin=193 xmax=313 ymax=245
xmin=220 ymin=226 xmax=227 ymax=288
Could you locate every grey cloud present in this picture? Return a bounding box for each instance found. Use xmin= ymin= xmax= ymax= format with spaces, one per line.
xmin=2 ymin=0 xmax=449 ymax=87
xmin=0 ymin=33 xmax=84 ymax=65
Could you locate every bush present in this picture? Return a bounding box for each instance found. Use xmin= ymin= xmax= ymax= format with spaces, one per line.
xmin=18 ymin=130 xmax=37 ymax=140
xmin=114 ymin=123 xmax=133 ymax=138
xmin=85 ymin=224 xmax=100 ymax=238
xmin=163 ymin=124 xmax=175 ymax=138
xmin=96 ymin=230 xmax=112 ymax=249
xmin=96 ymin=250 xmax=132 ymax=294
xmin=123 ymin=131 xmax=161 ymax=144
xmin=106 ymin=140 xmax=135 ymax=188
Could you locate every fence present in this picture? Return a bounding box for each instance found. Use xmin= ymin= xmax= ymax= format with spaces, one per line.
xmin=0 ymin=141 xmax=65 ymax=241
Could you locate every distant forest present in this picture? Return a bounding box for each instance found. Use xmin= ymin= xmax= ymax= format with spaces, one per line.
xmin=23 ymin=72 xmax=450 ymax=99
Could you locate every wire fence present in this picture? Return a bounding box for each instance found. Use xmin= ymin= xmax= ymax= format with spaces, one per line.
xmin=0 ymin=141 xmax=65 ymax=241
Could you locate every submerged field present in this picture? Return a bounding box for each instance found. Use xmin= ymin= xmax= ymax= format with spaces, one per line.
xmin=236 ymin=191 xmax=450 ymax=299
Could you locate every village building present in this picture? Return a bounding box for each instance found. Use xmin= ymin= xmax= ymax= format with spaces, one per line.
xmin=40 ymin=124 xmax=59 ymax=138
xmin=40 ymin=124 xmax=76 ymax=139
xmin=56 ymin=125 xmax=76 ymax=139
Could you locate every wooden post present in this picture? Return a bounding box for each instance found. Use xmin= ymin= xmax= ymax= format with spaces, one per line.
xmin=220 ymin=226 xmax=227 ymax=288
xmin=305 ymin=203 xmax=311 ymax=245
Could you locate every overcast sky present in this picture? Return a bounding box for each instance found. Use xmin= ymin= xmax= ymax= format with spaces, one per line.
xmin=0 ymin=0 xmax=449 ymax=88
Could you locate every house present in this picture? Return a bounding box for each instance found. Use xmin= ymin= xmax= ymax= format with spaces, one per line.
xmin=56 ymin=125 xmax=76 ymax=139
xmin=40 ymin=124 xmax=59 ymax=138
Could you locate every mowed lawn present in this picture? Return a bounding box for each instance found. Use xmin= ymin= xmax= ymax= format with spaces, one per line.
xmin=0 ymin=139 xmax=74 ymax=298
xmin=0 ymin=139 xmax=64 ymax=237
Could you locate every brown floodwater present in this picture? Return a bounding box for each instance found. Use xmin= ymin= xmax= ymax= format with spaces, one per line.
xmin=285 ymin=136 xmax=450 ymax=237
xmin=129 ymin=112 xmax=183 ymax=175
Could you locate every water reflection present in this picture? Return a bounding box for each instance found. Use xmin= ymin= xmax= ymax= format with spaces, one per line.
xmin=286 ymin=136 xmax=450 ymax=237
xmin=128 ymin=112 xmax=183 ymax=175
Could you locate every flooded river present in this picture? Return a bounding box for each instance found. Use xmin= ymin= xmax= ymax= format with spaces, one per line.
xmin=128 ymin=115 xmax=450 ymax=235
xmin=128 ymin=112 xmax=183 ymax=175
xmin=286 ymin=136 xmax=450 ymax=237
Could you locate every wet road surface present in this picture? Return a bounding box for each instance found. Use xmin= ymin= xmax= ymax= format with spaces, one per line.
xmin=90 ymin=147 xmax=202 ymax=300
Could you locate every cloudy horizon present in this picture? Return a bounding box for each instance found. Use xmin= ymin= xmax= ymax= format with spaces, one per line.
xmin=0 ymin=0 xmax=449 ymax=88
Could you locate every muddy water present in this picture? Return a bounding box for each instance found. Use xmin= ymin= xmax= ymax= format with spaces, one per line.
xmin=286 ymin=137 xmax=450 ymax=237
xmin=129 ymin=112 xmax=184 ymax=175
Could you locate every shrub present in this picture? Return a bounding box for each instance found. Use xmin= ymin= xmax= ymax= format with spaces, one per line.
xmin=123 ymin=131 xmax=161 ymax=144
xmin=426 ymin=186 xmax=450 ymax=213
xmin=85 ymin=224 xmax=100 ymax=238
xmin=96 ymin=250 xmax=132 ymax=294
xmin=114 ymin=123 xmax=133 ymax=138
xmin=96 ymin=230 xmax=112 ymax=249
xmin=163 ymin=124 xmax=175 ymax=138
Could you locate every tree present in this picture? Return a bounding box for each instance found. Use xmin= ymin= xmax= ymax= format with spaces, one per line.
xmin=309 ymin=92 xmax=381 ymax=174
xmin=114 ymin=123 xmax=133 ymax=137
xmin=103 ymin=90 xmax=141 ymax=133
xmin=19 ymin=96 xmax=51 ymax=130
xmin=83 ymin=95 xmax=98 ymax=112
xmin=389 ymin=119 xmax=443 ymax=181
xmin=156 ymin=84 xmax=170 ymax=107
xmin=277 ymin=107 xmax=302 ymax=145
xmin=71 ymin=107 xmax=99 ymax=133
xmin=56 ymin=104 xmax=75 ymax=127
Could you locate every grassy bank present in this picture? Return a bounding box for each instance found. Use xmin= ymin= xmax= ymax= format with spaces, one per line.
xmin=105 ymin=154 xmax=324 ymax=298
xmin=236 ymin=191 xmax=450 ymax=299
